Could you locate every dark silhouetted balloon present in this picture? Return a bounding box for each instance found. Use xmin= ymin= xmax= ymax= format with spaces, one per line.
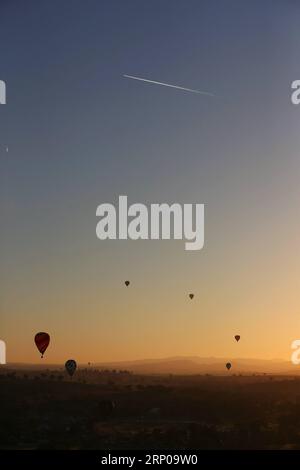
xmin=65 ymin=359 xmax=77 ymax=377
xmin=125 ymin=281 xmax=130 ymax=287
xmin=226 ymin=362 xmax=232 ymax=370
xmin=234 ymin=335 xmax=240 ymax=342
xmin=189 ymin=294 xmax=194 ymax=300
xmin=34 ymin=332 xmax=50 ymax=358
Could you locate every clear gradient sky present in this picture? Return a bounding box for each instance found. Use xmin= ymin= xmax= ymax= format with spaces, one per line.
xmin=1 ymin=0 xmax=300 ymax=364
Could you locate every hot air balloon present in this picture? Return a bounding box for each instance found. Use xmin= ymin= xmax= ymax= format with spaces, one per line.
xmin=34 ymin=332 xmax=50 ymax=358
xmin=125 ymin=280 xmax=130 ymax=287
xmin=65 ymin=359 xmax=77 ymax=377
xmin=226 ymin=362 xmax=232 ymax=370
xmin=189 ymin=293 xmax=194 ymax=300
xmin=234 ymin=335 xmax=240 ymax=342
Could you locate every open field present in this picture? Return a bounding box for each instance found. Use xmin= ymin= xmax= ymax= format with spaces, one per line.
xmin=1 ymin=368 xmax=300 ymax=449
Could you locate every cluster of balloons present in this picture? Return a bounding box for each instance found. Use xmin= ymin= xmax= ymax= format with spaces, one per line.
xmin=125 ymin=280 xmax=195 ymax=300
xmin=225 ymin=335 xmax=241 ymax=371
xmin=34 ymin=332 xmax=77 ymax=377
xmin=34 ymin=281 xmax=242 ymax=375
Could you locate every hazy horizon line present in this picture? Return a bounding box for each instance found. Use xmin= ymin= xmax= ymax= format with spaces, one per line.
xmin=1 ymin=355 xmax=290 ymax=366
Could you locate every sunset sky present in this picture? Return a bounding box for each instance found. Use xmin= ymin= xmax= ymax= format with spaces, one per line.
xmin=1 ymin=0 xmax=300 ymax=364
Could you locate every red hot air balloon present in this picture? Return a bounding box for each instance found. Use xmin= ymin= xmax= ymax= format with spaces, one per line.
xmin=234 ymin=335 xmax=241 ymax=342
xmin=226 ymin=362 xmax=232 ymax=370
xmin=34 ymin=332 xmax=50 ymax=358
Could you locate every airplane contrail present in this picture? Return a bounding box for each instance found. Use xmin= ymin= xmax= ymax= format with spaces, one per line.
xmin=123 ymin=74 xmax=214 ymax=96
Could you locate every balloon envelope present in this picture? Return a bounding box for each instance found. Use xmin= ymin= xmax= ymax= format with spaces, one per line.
xmin=234 ymin=335 xmax=240 ymax=342
xmin=125 ymin=281 xmax=130 ymax=287
xmin=34 ymin=332 xmax=50 ymax=358
xmin=226 ymin=362 xmax=232 ymax=370
xmin=189 ymin=294 xmax=194 ymax=299
xmin=65 ymin=359 xmax=77 ymax=377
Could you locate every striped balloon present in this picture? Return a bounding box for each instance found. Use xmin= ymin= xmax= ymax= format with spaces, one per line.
xmin=65 ymin=359 xmax=77 ymax=377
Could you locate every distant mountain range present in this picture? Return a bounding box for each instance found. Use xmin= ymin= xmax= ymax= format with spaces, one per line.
xmin=4 ymin=356 xmax=300 ymax=375
xmin=93 ymin=356 xmax=299 ymax=375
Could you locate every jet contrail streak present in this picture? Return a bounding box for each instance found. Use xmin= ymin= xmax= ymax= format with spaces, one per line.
xmin=123 ymin=74 xmax=214 ymax=96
